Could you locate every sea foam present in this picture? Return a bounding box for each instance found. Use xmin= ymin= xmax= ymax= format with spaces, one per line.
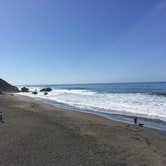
xmin=19 ymin=88 xmax=166 ymax=122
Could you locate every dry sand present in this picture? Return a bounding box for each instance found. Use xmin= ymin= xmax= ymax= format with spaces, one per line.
xmin=0 ymin=94 xmax=166 ymax=166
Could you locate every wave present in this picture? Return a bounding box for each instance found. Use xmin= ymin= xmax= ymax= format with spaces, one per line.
xmin=19 ymin=88 xmax=166 ymax=122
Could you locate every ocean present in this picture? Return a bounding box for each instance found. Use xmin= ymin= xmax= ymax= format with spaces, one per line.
xmin=18 ymin=82 xmax=166 ymax=133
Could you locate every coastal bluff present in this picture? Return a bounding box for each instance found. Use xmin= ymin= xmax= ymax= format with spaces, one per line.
xmin=0 ymin=79 xmax=19 ymax=93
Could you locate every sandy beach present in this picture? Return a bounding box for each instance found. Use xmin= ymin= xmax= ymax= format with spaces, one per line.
xmin=0 ymin=94 xmax=166 ymax=166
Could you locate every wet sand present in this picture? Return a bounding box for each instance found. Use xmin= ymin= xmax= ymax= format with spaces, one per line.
xmin=0 ymin=94 xmax=166 ymax=166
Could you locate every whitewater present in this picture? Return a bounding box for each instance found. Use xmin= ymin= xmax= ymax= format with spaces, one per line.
xmin=19 ymin=86 xmax=166 ymax=122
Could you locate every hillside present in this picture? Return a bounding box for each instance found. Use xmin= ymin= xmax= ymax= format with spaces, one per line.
xmin=0 ymin=79 xmax=19 ymax=93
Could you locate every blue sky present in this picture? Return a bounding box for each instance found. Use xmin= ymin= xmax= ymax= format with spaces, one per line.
xmin=0 ymin=0 xmax=166 ymax=85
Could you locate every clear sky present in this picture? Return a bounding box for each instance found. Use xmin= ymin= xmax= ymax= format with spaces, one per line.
xmin=0 ymin=0 xmax=166 ymax=85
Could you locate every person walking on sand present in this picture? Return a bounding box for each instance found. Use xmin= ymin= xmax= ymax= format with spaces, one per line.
xmin=134 ymin=117 xmax=138 ymax=125
xmin=0 ymin=112 xmax=4 ymax=123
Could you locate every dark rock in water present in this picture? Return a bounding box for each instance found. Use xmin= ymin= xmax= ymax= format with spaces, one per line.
xmin=21 ymin=87 xmax=29 ymax=92
xmin=44 ymin=92 xmax=48 ymax=95
xmin=32 ymin=91 xmax=38 ymax=95
xmin=0 ymin=79 xmax=19 ymax=93
xmin=40 ymin=88 xmax=52 ymax=92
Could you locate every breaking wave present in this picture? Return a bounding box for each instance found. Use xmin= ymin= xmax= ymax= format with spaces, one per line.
xmin=19 ymin=87 xmax=166 ymax=122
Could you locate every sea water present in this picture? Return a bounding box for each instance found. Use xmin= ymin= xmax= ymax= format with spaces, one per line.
xmin=18 ymin=82 xmax=166 ymax=133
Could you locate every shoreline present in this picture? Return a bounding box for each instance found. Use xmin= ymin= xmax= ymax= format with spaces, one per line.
xmin=18 ymin=93 xmax=166 ymax=134
xmin=0 ymin=94 xmax=166 ymax=165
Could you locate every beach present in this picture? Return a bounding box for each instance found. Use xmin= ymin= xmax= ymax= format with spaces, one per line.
xmin=0 ymin=94 xmax=166 ymax=166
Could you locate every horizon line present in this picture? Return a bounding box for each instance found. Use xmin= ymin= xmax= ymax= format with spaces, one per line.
xmin=16 ymin=81 xmax=166 ymax=86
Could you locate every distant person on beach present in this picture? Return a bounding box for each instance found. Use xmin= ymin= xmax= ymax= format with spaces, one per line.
xmin=134 ymin=117 xmax=138 ymax=125
xmin=0 ymin=112 xmax=4 ymax=123
xmin=0 ymin=112 xmax=2 ymax=122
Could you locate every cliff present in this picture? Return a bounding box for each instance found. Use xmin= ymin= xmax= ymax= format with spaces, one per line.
xmin=0 ymin=79 xmax=19 ymax=93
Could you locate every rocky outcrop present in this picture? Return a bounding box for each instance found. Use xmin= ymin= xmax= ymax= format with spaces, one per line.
xmin=0 ymin=79 xmax=19 ymax=93
xmin=40 ymin=88 xmax=52 ymax=92
xmin=44 ymin=92 xmax=48 ymax=95
xmin=32 ymin=91 xmax=38 ymax=95
xmin=21 ymin=87 xmax=29 ymax=92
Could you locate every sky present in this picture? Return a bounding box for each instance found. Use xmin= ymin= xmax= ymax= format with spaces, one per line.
xmin=0 ymin=0 xmax=166 ymax=85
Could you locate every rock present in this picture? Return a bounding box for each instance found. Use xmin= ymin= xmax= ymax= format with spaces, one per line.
xmin=0 ymin=79 xmax=19 ymax=93
xmin=44 ymin=92 xmax=48 ymax=95
xmin=40 ymin=88 xmax=52 ymax=92
xmin=32 ymin=91 xmax=38 ymax=95
xmin=21 ymin=87 xmax=29 ymax=92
